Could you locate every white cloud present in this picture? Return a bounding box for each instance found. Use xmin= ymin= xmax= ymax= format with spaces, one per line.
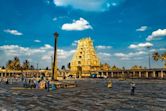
xmin=45 ymin=0 xmax=50 ymax=4
xmin=0 ymin=44 xmax=52 ymax=57
xmin=136 ymin=26 xmax=148 ymax=32
xmin=53 ymin=17 xmax=57 ymax=21
xmin=150 ymin=49 xmax=157 ymax=52
xmin=41 ymin=44 xmax=53 ymax=50
xmin=4 ymin=29 xmax=23 ymax=36
xmin=96 ymin=45 xmax=112 ymax=49
xmin=42 ymin=54 xmax=52 ymax=61
xmin=57 ymin=49 xmax=75 ymax=59
xmin=71 ymin=40 xmax=79 ymax=46
xmin=114 ymin=51 xmax=146 ymax=60
xmin=98 ymin=52 xmax=111 ymax=57
xmin=111 ymin=3 xmax=117 ymax=6
xmin=129 ymin=42 xmax=153 ymax=50
xmin=114 ymin=53 xmax=126 ymax=57
xmin=146 ymin=29 xmax=166 ymax=41
xmin=97 ymin=52 xmax=111 ymax=63
xmin=159 ymin=48 xmax=166 ymax=51
xmin=62 ymin=18 xmax=92 ymax=31
xmin=34 ymin=40 xmax=41 ymax=43
xmin=149 ymin=48 xmax=166 ymax=52
xmin=0 ymin=44 xmax=76 ymax=68
xmin=53 ymin=0 xmax=112 ymax=12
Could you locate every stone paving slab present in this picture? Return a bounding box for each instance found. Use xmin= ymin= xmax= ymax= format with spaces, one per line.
xmin=0 ymin=79 xmax=166 ymax=111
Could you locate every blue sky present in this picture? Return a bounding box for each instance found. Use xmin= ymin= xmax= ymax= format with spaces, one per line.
xmin=0 ymin=0 xmax=166 ymax=69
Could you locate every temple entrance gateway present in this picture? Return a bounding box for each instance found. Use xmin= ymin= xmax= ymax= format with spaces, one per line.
xmin=70 ymin=38 xmax=100 ymax=77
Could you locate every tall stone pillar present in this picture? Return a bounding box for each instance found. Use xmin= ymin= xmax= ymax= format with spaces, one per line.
xmin=121 ymin=71 xmax=123 ymax=77
xmin=152 ymin=71 xmax=156 ymax=78
xmin=106 ymin=72 xmax=108 ymax=77
xmin=139 ymin=71 xmax=141 ymax=78
xmin=133 ymin=71 xmax=135 ymax=78
xmin=101 ymin=72 xmax=104 ymax=77
xmin=160 ymin=71 xmax=164 ymax=79
xmin=52 ymin=32 xmax=59 ymax=80
xmin=4 ymin=72 xmax=6 ymax=77
xmin=111 ymin=72 xmax=114 ymax=78
xmin=146 ymin=71 xmax=149 ymax=78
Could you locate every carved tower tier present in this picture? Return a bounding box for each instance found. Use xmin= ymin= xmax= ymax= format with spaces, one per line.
xmin=70 ymin=37 xmax=100 ymax=76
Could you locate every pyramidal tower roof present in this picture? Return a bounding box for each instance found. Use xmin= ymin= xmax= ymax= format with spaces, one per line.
xmin=70 ymin=37 xmax=100 ymax=72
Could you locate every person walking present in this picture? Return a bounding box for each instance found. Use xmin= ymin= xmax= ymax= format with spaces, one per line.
xmin=30 ymin=80 xmax=33 ymax=89
xmin=47 ymin=80 xmax=50 ymax=92
xmin=52 ymin=84 xmax=56 ymax=91
xmin=130 ymin=82 xmax=136 ymax=95
xmin=6 ymin=78 xmax=9 ymax=85
xmin=0 ymin=77 xmax=2 ymax=84
xmin=10 ymin=77 xmax=13 ymax=84
xmin=23 ymin=78 xmax=28 ymax=87
xmin=36 ymin=81 xmax=39 ymax=89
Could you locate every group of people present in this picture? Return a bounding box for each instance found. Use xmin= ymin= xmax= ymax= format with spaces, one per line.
xmin=1 ymin=76 xmax=136 ymax=95
xmin=0 ymin=75 xmax=56 ymax=92
xmin=108 ymin=80 xmax=136 ymax=95
xmin=21 ymin=76 xmax=56 ymax=92
xmin=0 ymin=76 xmax=20 ymax=84
xmin=22 ymin=78 xmax=37 ymax=88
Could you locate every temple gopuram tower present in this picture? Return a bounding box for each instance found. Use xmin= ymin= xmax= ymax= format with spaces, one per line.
xmin=70 ymin=37 xmax=100 ymax=77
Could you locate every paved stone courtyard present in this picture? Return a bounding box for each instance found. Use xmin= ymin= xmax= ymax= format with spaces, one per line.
xmin=0 ymin=79 xmax=166 ymax=111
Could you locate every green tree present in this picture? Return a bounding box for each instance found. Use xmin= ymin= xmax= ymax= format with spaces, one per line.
xmin=152 ymin=52 xmax=160 ymax=61
xmin=6 ymin=56 xmax=21 ymax=70
xmin=130 ymin=65 xmax=142 ymax=69
xmin=161 ymin=52 xmax=166 ymax=67
xmin=6 ymin=60 xmax=13 ymax=70
xmin=153 ymin=52 xmax=166 ymax=68
xmin=22 ymin=60 xmax=30 ymax=70
xmin=122 ymin=67 xmax=125 ymax=70
xmin=45 ymin=66 xmax=49 ymax=70
xmin=2 ymin=66 xmax=5 ymax=69
xmin=111 ymin=65 xmax=120 ymax=70
xmin=13 ymin=56 xmax=21 ymax=70
xmin=30 ymin=65 xmax=35 ymax=70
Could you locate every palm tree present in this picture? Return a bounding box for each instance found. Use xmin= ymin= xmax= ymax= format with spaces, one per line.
xmin=122 ymin=67 xmax=125 ymax=70
xmin=152 ymin=52 xmax=166 ymax=68
xmin=45 ymin=66 xmax=49 ymax=70
xmin=131 ymin=65 xmax=142 ymax=69
xmin=6 ymin=60 xmax=13 ymax=69
xmin=22 ymin=60 xmax=30 ymax=70
xmin=13 ymin=56 xmax=21 ymax=70
xmin=152 ymin=52 xmax=160 ymax=61
xmin=161 ymin=52 xmax=166 ymax=68
xmin=111 ymin=65 xmax=119 ymax=70
xmin=2 ymin=66 xmax=5 ymax=69
xmin=30 ymin=65 xmax=35 ymax=70
xmin=161 ymin=52 xmax=166 ymax=61
xmin=100 ymin=63 xmax=110 ymax=71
